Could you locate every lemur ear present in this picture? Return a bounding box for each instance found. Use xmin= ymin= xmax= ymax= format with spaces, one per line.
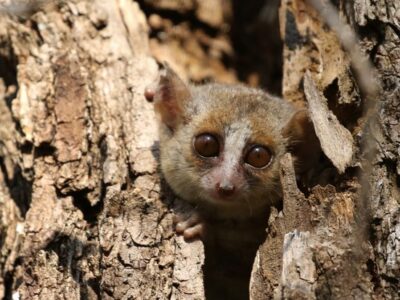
xmin=145 ymin=63 xmax=191 ymax=130
xmin=282 ymin=110 xmax=321 ymax=174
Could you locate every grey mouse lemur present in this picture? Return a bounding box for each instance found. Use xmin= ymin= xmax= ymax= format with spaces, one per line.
xmin=146 ymin=64 xmax=317 ymax=235
xmin=145 ymin=64 xmax=319 ymax=298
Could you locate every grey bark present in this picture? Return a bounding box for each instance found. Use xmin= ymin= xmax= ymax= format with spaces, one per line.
xmin=250 ymin=0 xmax=399 ymax=299
xmin=0 ymin=1 xmax=203 ymax=299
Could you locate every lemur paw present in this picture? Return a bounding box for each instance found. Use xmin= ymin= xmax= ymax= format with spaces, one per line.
xmin=173 ymin=211 xmax=206 ymax=241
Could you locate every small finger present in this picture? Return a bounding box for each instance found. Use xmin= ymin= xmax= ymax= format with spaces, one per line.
xmin=175 ymin=221 xmax=186 ymax=234
xmin=174 ymin=212 xmax=202 ymax=229
xmin=183 ymin=223 xmax=205 ymax=241
xmin=144 ymin=87 xmax=155 ymax=102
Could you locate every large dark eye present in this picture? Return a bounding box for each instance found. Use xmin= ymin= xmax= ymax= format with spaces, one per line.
xmin=245 ymin=146 xmax=272 ymax=168
xmin=194 ymin=133 xmax=220 ymax=157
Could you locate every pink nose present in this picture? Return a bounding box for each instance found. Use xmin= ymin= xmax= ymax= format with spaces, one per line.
xmin=216 ymin=181 xmax=235 ymax=198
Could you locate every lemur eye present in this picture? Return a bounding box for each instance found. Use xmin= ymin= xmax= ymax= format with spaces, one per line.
xmin=245 ymin=146 xmax=272 ymax=168
xmin=194 ymin=133 xmax=220 ymax=157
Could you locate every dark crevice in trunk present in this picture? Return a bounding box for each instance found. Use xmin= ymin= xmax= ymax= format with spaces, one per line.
xmin=71 ymin=189 xmax=104 ymax=223
xmin=54 ymin=187 xmax=103 ymax=224
xmin=33 ymin=143 xmax=56 ymax=159
xmin=7 ymin=164 xmax=32 ymax=218
xmin=0 ymin=39 xmax=18 ymax=111
xmin=231 ymin=0 xmax=283 ymax=94
xmin=136 ymin=0 xmax=221 ymax=37
xmin=3 ymin=256 xmax=23 ymax=300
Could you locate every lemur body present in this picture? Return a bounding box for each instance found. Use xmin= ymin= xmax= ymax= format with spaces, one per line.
xmin=145 ymin=66 xmax=318 ymax=299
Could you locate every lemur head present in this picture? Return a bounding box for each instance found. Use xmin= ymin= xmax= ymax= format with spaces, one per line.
xmin=146 ymin=65 xmax=317 ymax=217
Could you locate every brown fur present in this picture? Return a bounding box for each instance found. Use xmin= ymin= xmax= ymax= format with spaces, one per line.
xmin=148 ymin=65 xmax=319 ymax=299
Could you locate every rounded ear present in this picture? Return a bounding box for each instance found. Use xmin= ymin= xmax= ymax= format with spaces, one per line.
xmin=148 ymin=63 xmax=191 ymax=130
xmin=282 ymin=110 xmax=321 ymax=174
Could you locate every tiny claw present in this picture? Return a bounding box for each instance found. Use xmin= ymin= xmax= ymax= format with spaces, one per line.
xmin=183 ymin=223 xmax=205 ymax=241
xmin=175 ymin=222 xmax=185 ymax=234
xmin=144 ymin=87 xmax=155 ymax=102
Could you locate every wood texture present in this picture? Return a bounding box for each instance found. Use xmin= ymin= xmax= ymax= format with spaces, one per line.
xmin=0 ymin=1 xmax=204 ymax=299
xmin=251 ymin=0 xmax=399 ymax=299
xmin=304 ymin=71 xmax=354 ymax=173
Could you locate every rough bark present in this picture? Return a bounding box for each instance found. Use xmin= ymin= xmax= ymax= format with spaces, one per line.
xmin=0 ymin=1 xmax=204 ymax=299
xmin=250 ymin=0 xmax=399 ymax=299
xmin=0 ymin=0 xmax=398 ymax=300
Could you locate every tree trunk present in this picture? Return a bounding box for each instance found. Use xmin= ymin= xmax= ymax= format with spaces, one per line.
xmin=0 ymin=1 xmax=204 ymax=299
xmin=0 ymin=0 xmax=398 ymax=300
xmin=250 ymin=1 xmax=400 ymax=299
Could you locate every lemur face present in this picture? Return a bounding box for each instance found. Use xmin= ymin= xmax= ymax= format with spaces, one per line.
xmin=146 ymin=65 xmax=316 ymax=217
